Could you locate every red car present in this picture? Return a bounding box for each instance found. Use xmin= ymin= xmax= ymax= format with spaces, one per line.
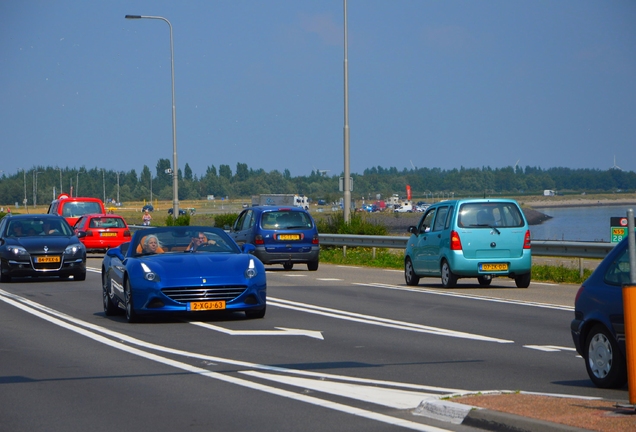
xmin=73 ymin=214 xmax=131 ymax=252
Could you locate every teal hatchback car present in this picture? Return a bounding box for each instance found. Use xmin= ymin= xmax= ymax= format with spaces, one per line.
xmin=404 ymin=199 xmax=532 ymax=288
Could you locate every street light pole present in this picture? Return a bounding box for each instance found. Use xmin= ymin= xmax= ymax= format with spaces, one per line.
xmin=19 ymin=168 xmax=27 ymax=210
xmin=102 ymin=169 xmax=106 ymax=203
xmin=34 ymin=171 xmax=42 ymax=207
xmin=116 ymin=172 xmax=121 ymax=204
xmin=126 ymin=14 xmax=179 ymax=218
xmin=343 ymin=0 xmax=351 ymax=223
xmin=76 ymin=170 xmax=84 ymax=197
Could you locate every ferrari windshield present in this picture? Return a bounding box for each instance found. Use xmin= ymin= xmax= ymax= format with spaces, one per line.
xmin=132 ymin=226 xmax=241 ymax=256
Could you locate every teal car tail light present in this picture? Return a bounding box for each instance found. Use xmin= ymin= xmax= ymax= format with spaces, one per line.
xmin=450 ymin=230 xmax=462 ymax=251
xmin=523 ymin=230 xmax=531 ymax=249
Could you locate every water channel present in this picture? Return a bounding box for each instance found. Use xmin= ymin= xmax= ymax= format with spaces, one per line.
xmin=530 ymin=204 xmax=635 ymax=242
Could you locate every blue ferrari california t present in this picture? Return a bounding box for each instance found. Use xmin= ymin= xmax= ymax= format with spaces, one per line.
xmin=102 ymin=226 xmax=267 ymax=322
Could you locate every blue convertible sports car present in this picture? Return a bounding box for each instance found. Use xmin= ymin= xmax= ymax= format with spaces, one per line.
xmin=102 ymin=226 xmax=267 ymax=323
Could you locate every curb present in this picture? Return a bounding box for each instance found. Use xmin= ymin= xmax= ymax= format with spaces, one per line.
xmin=414 ymin=398 xmax=592 ymax=432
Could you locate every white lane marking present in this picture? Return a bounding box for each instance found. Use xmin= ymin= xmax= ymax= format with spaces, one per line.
xmin=524 ymin=345 xmax=577 ymax=352
xmin=0 ymin=289 xmax=460 ymax=392
xmin=356 ymin=283 xmax=573 ymax=311
xmin=241 ymin=370 xmax=438 ymax=410
xmin=191 ymin=322 xmax=324 ymax=340
xmin=316 ymin=278 xmax=343 ymax=281
xmin=0 ymin=289 xmax=453 ymax=432
xmin=284 ymin=274 xmax=307 ymax=277
xmin=268 ymin=297 xmax=513 ymax=344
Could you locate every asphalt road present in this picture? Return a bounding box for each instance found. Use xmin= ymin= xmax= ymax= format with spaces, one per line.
xmin=0 ymin=260 xmax=626 ymax=432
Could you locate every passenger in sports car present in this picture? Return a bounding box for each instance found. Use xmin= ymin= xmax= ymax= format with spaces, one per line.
xmin=187 ymin=232 xmax=216 ymax=251
xmin=141 ymin=235 xmax=164 ymax=254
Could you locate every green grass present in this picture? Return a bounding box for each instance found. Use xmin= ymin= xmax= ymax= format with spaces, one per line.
xmin=320 ymin=247 xmax=592 ymax=285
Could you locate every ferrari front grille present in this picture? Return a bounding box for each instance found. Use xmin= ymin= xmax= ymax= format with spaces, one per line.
xmin=161 ymin=286 xmax=247 ymax=303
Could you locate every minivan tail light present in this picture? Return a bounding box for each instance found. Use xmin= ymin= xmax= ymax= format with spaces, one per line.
xmin=523 ymin=230 xmax=531 ymax=249
xmin=255 ymin=235 xmax=264 ymax=245
xmin=450 ymin=230 xmax=462 ymax=250
xmin=312 ymin=235 xmax=319 ymax=245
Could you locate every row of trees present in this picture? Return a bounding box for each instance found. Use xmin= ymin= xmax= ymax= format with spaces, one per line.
xmin=1 ymin=160 xmax=635 ymax=207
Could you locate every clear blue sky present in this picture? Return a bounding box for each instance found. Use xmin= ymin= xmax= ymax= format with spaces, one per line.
xmin=2 ymin=1 xmax=635 ymax=179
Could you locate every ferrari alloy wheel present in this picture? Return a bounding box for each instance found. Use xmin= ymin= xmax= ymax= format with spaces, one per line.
xmin=124 ymin=279 xmax=139 ymax=323
xmin=102 ymin=270 xmax=117 ymax=316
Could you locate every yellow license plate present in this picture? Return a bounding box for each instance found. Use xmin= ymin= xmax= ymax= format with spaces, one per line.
xmin=101 ymin=232 xmax=117 ymax=237
xmin=188 ymin=300 xmax=226 ymax=311
xmin=278 ymin=234 xmax=301 ymax=240
xmin=36 ymin=256 xmax=61 ymax=263
xmin=481 ymin=263 xmax=508 ymax=271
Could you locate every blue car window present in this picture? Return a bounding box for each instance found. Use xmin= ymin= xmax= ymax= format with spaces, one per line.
xmin=418 ymin=209 xmax=436 ymax=233
xmin=432 ymin=207 xmax=449 ymax=232
xmin=604 ymin=247 xmax=631 ymax=286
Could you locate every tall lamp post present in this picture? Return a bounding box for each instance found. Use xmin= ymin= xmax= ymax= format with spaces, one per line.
xmin=342 ymin=0 xmax=351 ymax=223
xmin=125 ymin=14 xmax=179 ymax=218
xmin=57 ymin=167 xmax=63 ymax=195
xmin=76 ymin=170 xmax=84 ymax=197
xmin=116 ymin=171 xmax=121 ymax=204
xmin=34 ymin=171 xmax=43 ymax=207
xmin=20 ymin=168 xmax=27 ymax=210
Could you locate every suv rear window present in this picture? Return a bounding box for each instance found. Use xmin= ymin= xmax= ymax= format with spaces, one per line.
xmin=261 ymin=211 xmax=313 ymax=230
xmin=458 ymin=202 xmax=524 ymax=228
xmin=62 ymin=201 xmax=104 ymax=217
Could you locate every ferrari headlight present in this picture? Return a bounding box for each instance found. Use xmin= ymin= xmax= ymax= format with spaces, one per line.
xmin=244 ymin=258 xmax=257 ymax=279
xmin=141 ymin=262 xmax=159 ymax=281
xmin=64 ymin=244 xmax=82 ymax=256
xmin=7 ymin=246 xmax=29 ymax=256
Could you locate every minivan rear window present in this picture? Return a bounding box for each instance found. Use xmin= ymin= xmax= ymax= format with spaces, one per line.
xmin=261 ymin=211 xmax=313 ymax=230
xmin=62 ymin=201 xmax=104 ymax=218
xmin=458 ymin=202 xmax=524 ymax=228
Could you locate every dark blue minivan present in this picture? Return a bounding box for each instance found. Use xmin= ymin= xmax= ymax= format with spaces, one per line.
xmin=229 ymin=206 xmax=319 ymax=271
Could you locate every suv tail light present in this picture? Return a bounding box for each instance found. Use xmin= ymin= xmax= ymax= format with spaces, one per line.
xmin=523 ymin=230 xmax=531 ymax=249
xmin=450 ymin=230 xmax=462 ymax=250
xmin=255 ymin=235 xmax=264 ymax=245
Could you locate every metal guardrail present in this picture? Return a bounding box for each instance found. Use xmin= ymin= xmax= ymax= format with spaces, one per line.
xmin=319 ymin=234 xmax=615 ymax=259
xmin=129 ymin=227 xmax=615 ymax=260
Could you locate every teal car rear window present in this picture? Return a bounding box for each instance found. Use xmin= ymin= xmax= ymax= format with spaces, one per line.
xmin=458 ymin=202 xmax=524 ymax=228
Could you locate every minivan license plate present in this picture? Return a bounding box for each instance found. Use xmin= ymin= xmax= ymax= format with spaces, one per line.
xmin=278 ymin=234 xmax=300 ymax=240
xmin=481 ymin=263 xmax=508 ymax=271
